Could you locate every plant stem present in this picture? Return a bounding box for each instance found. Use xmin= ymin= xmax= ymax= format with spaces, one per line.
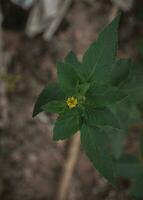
xmin=57 ymin=132 xmax=80 ymax=200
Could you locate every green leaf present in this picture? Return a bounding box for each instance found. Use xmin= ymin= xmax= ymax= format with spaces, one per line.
xmin=111 ymin=59 xmax=131 ymax=86
xmin=121 ymin=62 xmax=143 ymax=104
xmin=87 ymin=84 xmax=127 ymax=107
xmin=32 ymin=82 xmax=65 ymax=117
xmin=57 ymin=61 xmax=81 ymax=95
xmin=42 ymin=101 xmax=66 ymax=114
xmin=81 ymin=124 xmax=116 ymax=185
xmin=104 ymin=126 xmax=125 ymax=159
xmin=85 ymin=107 xmax=121 ymax=129
xmin=53 ymin=109 xmax=80 ymax=140
xmin=115 ymin=154 xmax=141 ymax=179
xmin=111 ymin=98 xmax=141 ymax=130
xmin=123 ymin=79 xmax=143 ymax=104
xmin=65 ymin=51 xmax=80 ymax=65
xmin=82 ymin=14 xmax=120 ymax=82
xmin=130 ymin=176 xmax=143 ymax=198
xmin=110 ymin=129 xmax=125 ymax=159
xmin=65 ymin=51 xmax=85 ymax=83
xmin=77 ymin=83 xmax=90 ymax=95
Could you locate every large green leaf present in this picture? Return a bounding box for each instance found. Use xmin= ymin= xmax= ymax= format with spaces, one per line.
xmin=65 ymin=51 xmax=85 ymax=82
xmin=32 ymin=82 xmax=65 ymax=117
xmin=81 ymin=124 xmax=116 ymax=184
xmin=85 ymin=107 xmax=121 ymax=129
xmin=87 ymin=84 xmax=127 ymax=107
xmin=111 ymin=98 xmax=141 ymax=130
xmin=42 ymin=101 xmax=66 ymax=114
xmin=129 ymin=176 xmax=143 ymax=198
xmin=76 ymin=83 xmax=90 ymax=96
xmin=115 ymin=154 xmax=141 ymax=178
xmin=110 ymin=59 xmax=131 ymax=86
xmin=121 ymin=62 xmax=143 ymax=104
xmin=57 ymin=61 xmax=81 ymax=95
xmin=104 ymin=126 xmax=125 ymax=159
xmin=82 ymin=14 xmax=120 ymax=82
xmin=53 ymin=109 xmax=80 ymax=140
xmin=123 ymin=79 xmax=143 ymax=104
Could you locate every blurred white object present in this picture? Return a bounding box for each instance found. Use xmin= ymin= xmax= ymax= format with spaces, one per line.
xmin=11 ymin=0 xmax=34 ymax=9
xmin=26 ymin=0 xmax=72 ymax=40
xmin=111 ymin=0 xmax=134 ymax=11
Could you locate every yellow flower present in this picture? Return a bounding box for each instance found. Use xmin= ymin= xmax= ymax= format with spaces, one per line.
xmin=66 ymin=96 xmax=78 ymax=109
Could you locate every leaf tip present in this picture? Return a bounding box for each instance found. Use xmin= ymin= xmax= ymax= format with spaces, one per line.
xmin=52 ymin=134 xmax=60 ymax=141
xmin=32 ymin=107 xmax=37 ymax=118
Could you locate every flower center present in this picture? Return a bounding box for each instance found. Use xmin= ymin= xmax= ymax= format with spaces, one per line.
xmin=66 ymin=96 xmax=78 ymax=109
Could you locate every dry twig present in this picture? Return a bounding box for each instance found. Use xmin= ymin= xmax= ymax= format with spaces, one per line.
xmin=57 ymin=132 xmax=80 ymax=200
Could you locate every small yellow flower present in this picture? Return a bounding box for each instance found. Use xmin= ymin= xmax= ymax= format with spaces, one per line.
xmin=66 ymin=96 xmax=78 ymax=109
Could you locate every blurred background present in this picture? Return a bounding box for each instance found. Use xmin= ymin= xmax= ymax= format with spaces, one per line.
xmin=0 ymin=0 xmax=143 ymax=200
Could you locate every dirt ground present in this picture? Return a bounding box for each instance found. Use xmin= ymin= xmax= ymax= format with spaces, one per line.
xmin=0 ymin=0 xmax=142 ymax=199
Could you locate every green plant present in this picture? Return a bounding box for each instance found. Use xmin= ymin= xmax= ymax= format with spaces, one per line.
xmin=33 ymin=13 xmax=143 ymax=189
